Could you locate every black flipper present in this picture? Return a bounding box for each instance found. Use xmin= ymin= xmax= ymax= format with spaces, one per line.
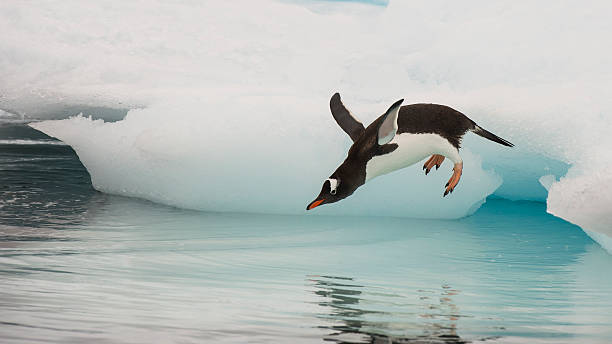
xmin=330 ymin=93 xmax=365 ymax=142
xmin=472 ymin=125 xmax=514 ymax=147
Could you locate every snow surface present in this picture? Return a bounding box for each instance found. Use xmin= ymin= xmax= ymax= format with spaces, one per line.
xmin=1 ymin=0 xmax=611 ymax=251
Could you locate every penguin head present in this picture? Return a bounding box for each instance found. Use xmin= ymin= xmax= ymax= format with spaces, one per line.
xmin=307 ymin=177 xmax=342 ymax=210
xmin=306 ymin=171 xmax=358 ymax=210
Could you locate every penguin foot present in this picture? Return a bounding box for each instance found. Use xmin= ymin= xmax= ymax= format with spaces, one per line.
xmin=423 ymin=154 xmax=445 ymax=175
xmin=443 ymin=162 xmax=463 ymax=196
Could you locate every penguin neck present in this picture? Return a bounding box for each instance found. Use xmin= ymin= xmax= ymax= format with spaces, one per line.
xmin=333 ymin=160 xmax=366 ymax=195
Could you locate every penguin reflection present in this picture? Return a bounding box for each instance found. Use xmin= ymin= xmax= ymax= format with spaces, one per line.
xmin=309 ymin=275 xmax=467 ymax=344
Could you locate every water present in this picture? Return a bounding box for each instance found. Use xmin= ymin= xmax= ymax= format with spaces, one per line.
xmin=1 ymin=123 xmax=612 ymax=344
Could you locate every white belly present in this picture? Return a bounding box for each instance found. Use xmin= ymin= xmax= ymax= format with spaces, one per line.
xmin=365 ymin=133 xmax=461 ymax=181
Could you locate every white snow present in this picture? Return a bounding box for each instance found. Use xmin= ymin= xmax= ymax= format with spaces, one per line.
xmin=2 ymin=0 xmax=612 ymax=251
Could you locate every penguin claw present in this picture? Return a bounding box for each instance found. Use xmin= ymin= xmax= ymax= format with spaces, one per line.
xmin=443 ymin=187 xmax=454 ymax=197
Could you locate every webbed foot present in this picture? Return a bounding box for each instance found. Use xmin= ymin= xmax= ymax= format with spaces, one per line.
xmin=423 ymin=154 xmax=445 ymax=175
xmin=443 ymin=162 xmax=463 ymax=197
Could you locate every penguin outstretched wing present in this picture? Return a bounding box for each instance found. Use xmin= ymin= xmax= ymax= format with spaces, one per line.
xmin=329 ymin=93 xmax=365 ymax=142
xmin=377 ymin=99 xmax=404 ymax=145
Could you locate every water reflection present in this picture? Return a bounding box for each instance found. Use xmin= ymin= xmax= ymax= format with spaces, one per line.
xmin=310 ymin=275 xmax=478 ymax=343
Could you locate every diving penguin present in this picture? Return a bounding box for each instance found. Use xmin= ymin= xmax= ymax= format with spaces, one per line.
xmin=306 ymin=93 xmax=513 ymax=210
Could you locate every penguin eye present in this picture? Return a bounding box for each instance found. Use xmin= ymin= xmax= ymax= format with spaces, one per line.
xmin=326 ymin=178 xmax=339 ymax=195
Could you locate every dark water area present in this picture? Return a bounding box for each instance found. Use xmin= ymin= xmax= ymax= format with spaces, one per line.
xmin=1 ymin=123 xmax=611 ymax=343
xmin=0 ymin=123 xmax=96 ymax=230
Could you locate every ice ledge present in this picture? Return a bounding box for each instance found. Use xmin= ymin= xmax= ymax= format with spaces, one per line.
xmin=544 ymin=167 xmax=612 ymax=254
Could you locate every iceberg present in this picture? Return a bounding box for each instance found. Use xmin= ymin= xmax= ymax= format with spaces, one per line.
xmin=1 ymin=0 xmax=611 ymax=251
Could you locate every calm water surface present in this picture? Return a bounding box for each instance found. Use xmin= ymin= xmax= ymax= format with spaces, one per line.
xmin=1 ymin=123 xmax=611 ymax=343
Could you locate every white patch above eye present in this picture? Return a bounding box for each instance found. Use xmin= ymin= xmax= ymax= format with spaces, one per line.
xmin=326 ymin=178 xmax=339 ymax=195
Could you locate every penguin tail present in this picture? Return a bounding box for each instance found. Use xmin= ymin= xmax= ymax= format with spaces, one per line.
xmin=472 ymin=125 xmax=514 ymax=147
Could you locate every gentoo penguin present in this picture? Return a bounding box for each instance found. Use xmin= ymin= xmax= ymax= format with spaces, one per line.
xmin=306 ymin=93 xmax=513 ymax=210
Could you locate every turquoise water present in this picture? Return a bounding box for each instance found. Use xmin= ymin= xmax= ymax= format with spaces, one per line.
xmin=1 ymin=124 xmax=612 ymax=343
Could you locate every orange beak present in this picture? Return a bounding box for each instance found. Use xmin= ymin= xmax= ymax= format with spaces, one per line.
xmin=307 ymin=199 xmax=325 ymax=210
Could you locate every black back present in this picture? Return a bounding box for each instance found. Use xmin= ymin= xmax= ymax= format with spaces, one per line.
xmin=396 ymin=104 xmax=475 ymax=148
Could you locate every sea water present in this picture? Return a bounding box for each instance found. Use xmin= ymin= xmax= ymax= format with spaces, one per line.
xmin=1 ymin=124 xmax=611 ymax=343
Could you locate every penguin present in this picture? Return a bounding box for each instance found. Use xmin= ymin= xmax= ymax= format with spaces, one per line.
xmin=306 ymin=93 xmax=513 ymax=210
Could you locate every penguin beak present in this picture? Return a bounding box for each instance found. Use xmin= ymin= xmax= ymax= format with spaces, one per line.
xmin=306 ymin=198 xmax=325 ymax=210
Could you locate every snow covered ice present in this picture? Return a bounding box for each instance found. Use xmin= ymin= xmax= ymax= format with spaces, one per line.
xmin=2 ymin=0 xmax=612 ymax=252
